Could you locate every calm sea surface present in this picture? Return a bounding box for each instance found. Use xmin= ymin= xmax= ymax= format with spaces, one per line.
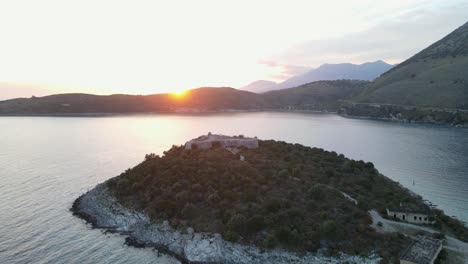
xmin=1 ymin=112 xmax=467 ymax=263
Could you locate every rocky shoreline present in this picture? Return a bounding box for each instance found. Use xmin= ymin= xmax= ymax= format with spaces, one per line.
xmin=71 ymin=182 xmax=381 ymax=264
xmin=338 ymin=104 xmax=468 ymax=128
xmin=339 ymin=113 xmax=468 ymax=127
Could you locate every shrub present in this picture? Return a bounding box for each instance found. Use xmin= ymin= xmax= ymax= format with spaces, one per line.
xmin=175 ymin=190 xmax=191 ymax=203
xmin=277 ymin=169 xmax=289 ymax=180
xmin=145 ymin=153 xmax=158 ymax=160
xmin=246 ymin=215 xmax=265 ymax=233
xmin=212 ymin=141 xmax=222 ymax=148
xmin=365 ymin=162 xmax=374 ymax=169
xmin=181 ymin=203 xmax=195 ymax=218
xmin=224 ymin=230 xmax=239 ymax=242
xmin=154 ymin=200 xmax=178 ymax=217
xmin=275 ymin=227 xmax=293 ymax=243
xmin=207 ymin=192 xmax=221 ymax=203
xmin=264 ymin=234 xmax=277 ymax=248
xmin=325 ymin=168 xmax=335 ymax=177
xmin=264 ymin=198 xmax=282 ymax=213
xmin=321 ymin=220 xmax=338 ymax=238
xmin=108 ymin=139 xmax=450 ymax=259
xmin=227 ymin=214 xmax=247 ymax=233
xmin=308 ymin=185 xmax=325 ymax=200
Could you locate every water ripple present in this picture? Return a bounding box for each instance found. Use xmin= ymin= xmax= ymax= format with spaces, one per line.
xmin=0 ymin=114 xmax=467 ymax=263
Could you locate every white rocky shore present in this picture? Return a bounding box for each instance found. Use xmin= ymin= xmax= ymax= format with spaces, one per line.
xmin=72 ymin=183 xmax=381 ymax=264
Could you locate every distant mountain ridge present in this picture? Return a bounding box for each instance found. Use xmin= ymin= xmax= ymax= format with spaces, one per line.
xmin=241 ymin=60 xmax=394 ymax=93
xmin=0 ymin=80 xmax=369 ymax=115
xmin=3 ymin=21 xmax=468 ymax=126
xmin=240 ymin=80 xmax=278 ymax=93
xmin=0 ymin=87 xmax=266 ymax=114
xmin=276 ymin=60 xmax=394 ymax=90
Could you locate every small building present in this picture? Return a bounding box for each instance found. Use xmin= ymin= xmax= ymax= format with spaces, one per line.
xmin=184 ymin=133 xmax=259 ymax=150
xmin=386 ymin=206 xmax=433 ymax=225
xmin=400 ymin=235 xmax=443 ymax=264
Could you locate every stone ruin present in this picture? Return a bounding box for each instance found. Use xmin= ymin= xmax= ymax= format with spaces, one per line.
xmin=400 ymin=235 xmax=443 ymax=264
xmin=184 ymin=133 xmax=259 ymax=150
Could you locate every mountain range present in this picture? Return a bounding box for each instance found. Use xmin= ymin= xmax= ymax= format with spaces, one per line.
xmin=0 ymin=80 xmax=369 ymax=115
xmin=1 ymin=21 xmax=467 ymax=125
xmin=241 ymin=60 xmax=394 ymax=93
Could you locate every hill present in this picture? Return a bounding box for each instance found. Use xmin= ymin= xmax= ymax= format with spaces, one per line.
xmin=241 ymin=61 xmax=393 ymax=93
xmin=264 ymin=80 xmax=369 ymax=110
xmin=75 ymin=137 xmax=428 ymax=262
xmin=355 ymin=21 xmax=468 ymax=109
xmin=0 ymin=80 xmax=369 ymax=115
xmin=240 ymin=80 xmax=278 ymax=93
xmin=0 ymin=87 xmax=266 ymax=115
xmin=73 ymin=135 xmax=468 ymax=264
xmin=73 ymin=136 xmax=468 ymax=263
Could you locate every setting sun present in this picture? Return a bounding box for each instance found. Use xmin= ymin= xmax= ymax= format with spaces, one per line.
xmin=1 ymin=1 xmax=468 ymax=263
xmin=170 ymin=90 xmax=188 ymax=99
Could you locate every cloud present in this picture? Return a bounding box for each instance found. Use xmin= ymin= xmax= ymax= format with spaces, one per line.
xmin=1 ymin=0 xmax=466 ymax=94
xmin=257 ymin=60 xmax=279 ymax=68
xmin=257 ymin=59 xmax=312 ymax=80
xmin=263 ymin=1 xmax=468 ymax=67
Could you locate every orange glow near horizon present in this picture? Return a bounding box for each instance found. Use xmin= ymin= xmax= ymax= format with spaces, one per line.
xmin=0 ymin=1 xmax=464 ymax=101
xmin=170 ymin=90 xmax=189 ymax=99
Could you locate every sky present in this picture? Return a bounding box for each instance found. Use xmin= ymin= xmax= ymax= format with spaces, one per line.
xmin=0 ymin=0 xmax=467 ymax=100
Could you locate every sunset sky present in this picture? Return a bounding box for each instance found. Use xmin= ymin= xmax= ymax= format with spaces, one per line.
xmin=0 ymin=0 xmax=467 ymax=100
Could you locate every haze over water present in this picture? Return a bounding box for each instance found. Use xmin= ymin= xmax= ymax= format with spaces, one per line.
xmin=1 ymin=112 xmax=467 ymax=263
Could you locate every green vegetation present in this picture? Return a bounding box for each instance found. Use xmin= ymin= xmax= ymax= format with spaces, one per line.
xmin=0 ymin=81 xmax=369 ymax=115
xmin=433 ymin=209 xmax=468 ymax=242
xmin=434 ymin=249 xmax=448 ymax=264
xmin=339 ymin=103 xmax=468 ymax=126
xmin=354 ymin=22 xmax=468 ymax=109
xmin=2 ymin=23 xmax=468 ymax=125
xmin=263 ymin=80 xmax=369 ymax=111
xmin=106 ymin=140 xmax=428 ymax=260
xmin=0 ymin=88 xmax=267 ymax=114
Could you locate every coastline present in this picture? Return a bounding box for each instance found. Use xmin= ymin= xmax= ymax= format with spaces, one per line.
xmin=0 ymin=109 xmax=331 ymax=117
xmin=337 ymin=113 xmax=468 ymax=128
xmin=71 ymin=182 xmax=380 ymax=264
xmin=337 ymin=103 xmax=468 ymax=128
xmin=2 ymin=109 xmax=467 ymax=128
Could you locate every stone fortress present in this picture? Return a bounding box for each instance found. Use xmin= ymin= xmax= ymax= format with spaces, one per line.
xmin=184 ymin=133 xmax=259 ymax=150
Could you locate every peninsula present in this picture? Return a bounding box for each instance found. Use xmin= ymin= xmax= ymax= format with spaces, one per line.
xmin=72 ymin=134 xmax=468 ymax=263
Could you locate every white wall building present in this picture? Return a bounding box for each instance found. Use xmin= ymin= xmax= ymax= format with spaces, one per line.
xmin=386 ymin=207 xmax=433 ymax=225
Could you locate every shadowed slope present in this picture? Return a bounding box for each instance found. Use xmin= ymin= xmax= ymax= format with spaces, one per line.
xmin=355 ymin=22 xmax=468 ymax=109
